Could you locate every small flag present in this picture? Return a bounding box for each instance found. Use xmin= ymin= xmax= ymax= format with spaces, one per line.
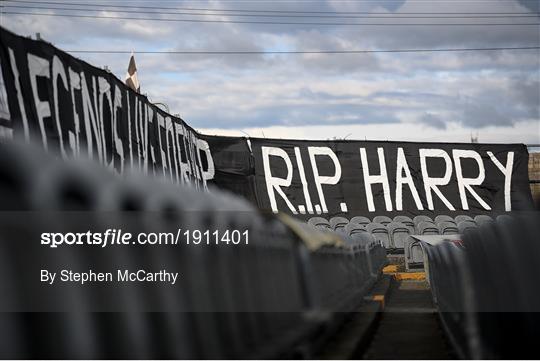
xmin=125 ymin=53 xmax=140 ymax=93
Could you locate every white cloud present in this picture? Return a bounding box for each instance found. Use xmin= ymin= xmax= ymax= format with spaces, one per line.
xmin=1 ymin=0 xmax=538 ymax=143
xmin=200 ymin=120 xmax=540 ymax=144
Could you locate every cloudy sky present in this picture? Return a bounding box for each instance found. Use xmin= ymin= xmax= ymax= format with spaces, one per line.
xmin=2 ymin=0 xmax=539 ymax=144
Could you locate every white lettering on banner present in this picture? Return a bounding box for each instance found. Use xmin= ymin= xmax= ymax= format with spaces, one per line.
xmin=359 ymin=147 xmax=392 ymax=212
xmin=0 ymin=58 xmax=11 ymax=122
xmin=197 ymin=138 xmax=215 ymax=187
xmin=8 ymin=48 xmax=29 ymax=140
xmin=294 ymin=146 xmax=314 ymax=214
xmin=194 ymin=135 xmax=204 ymax=185
xmin=187 ymin=131 xmax=197 ymax=185
xmin=139 ymin=103 xmax=150 ymax=175
xmin=133 ymin=99 xmax=141 ymax=170
xmin=308 ymin=146 xmax=341 ymax=214
xmin=81 ymin=73 xmax=104 ymax=162
xmin=256 ymin=145 xmax=520 ymax=215
xmin=419 ymin=149 xmax=456 ymax=211
xmin=147 ymin=105 xmax=155 ymax=175
xmin=488 ymin=151 xmax=514 ymax=211
xmin=143 ymin=104 xmax=152 ymax=175
xmin=126 ymin=90 xmax=133 ymax=169
xmin=112 ymin=85 xmax=124 ymax=173
xmin=52 ymin=56 xmax=68 ymax=159
xmin=262 ymin=146 xmax=297 ymax=214
xmin=28 ymin=53 xmax=51 ymax=150
xmin=187 ymin=130 xmax=203 ymax=187
xmin=175 ymin=122 xmax=190 ymax=184
xmin=98 ymin=76 xmax=113 ymax=168
xmin=68 ymin=68 xmax=81 ymax=157
xmin=395 ymin=147 xmax=424 ymax=211
xmin=148 ymin=108 xmax=157 ymax=174
xmin=452 ymin=150 xmax=490 ymax=210
xmin=156 ymin=113 xmax=169 ymax=179
xmin=165 ymin=116 xmax=179 ymax=183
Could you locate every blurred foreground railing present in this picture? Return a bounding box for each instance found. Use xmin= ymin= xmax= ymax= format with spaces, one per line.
xmin=420 ymin=211 xmax=540 ymax=359
xmin=0 ymin=140 xmax=386 ymax=359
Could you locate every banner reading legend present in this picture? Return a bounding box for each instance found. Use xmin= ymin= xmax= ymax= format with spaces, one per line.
xmin=0 ymin=27 xmax=214 ymax=190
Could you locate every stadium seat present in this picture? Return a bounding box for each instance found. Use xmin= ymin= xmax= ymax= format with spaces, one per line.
xmin=413 ymin=215 xmax=435 ymax=227
xmin=413 ymin=215 xmax=434 ymax=233
xmin=366 ymin=223 xmax=391 ymax=248
xmin=307 ymin=217 xmax=331 ymax=231
xmin=329 ymin=216 xmax=349 ymax=232
xmin=393 ymin=215 xmax=415 ymax=234
xmin=496 ymin=214 xmax=513 ymax=223
xmin=474 ymin=215 xmax=494 ymax=226
xmin=387 ymin=222 xmax=411 ymax=249
xmin=345 ymin=223 xmax=368 ymax=237
xmin=418 ymin=221 xmax=439 ymax=235
xmin=348 ymin=232 xmax=386 ymax=279
xmin=435 ymin=215 xmax=456 ymax=225
xmin=348 ymin=228 xmax=378 ymax=250
xmin=350 ymin=216 xmax=371 ymax=227
xmin=455 ymin=215 xmax=474 ymax=224
xmin=404 ymin=236 xmax=425 ymax=270
xmin=438 ymin=221 xmax=459 ymax=235
xmin=373 ymin=215 xmax=392 ymax=226
xmin=457 ymin=220 xmax=477 ymax=234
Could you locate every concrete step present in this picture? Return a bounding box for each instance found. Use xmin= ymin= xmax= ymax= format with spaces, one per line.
xmin=362 ymin=279 xmax=453 ymax=359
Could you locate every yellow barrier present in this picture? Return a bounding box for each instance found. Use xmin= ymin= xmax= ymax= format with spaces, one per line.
xmin=382 ymin=265 xmax=398 ymax=273
xmin=392 ymin=272 xmax=426 ymax=281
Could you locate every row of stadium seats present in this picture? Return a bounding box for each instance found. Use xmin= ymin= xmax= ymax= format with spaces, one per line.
xmin=0 ymin=141 xmax=386 ymax=359
xmin=307 ymin=214 xmax=506 ymax=249
xmin=421 ymin=211 xmax=539 ymax=359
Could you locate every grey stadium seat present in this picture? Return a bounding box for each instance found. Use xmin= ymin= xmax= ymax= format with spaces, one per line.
xmin=366 ymin=222 xmax=391 ymax=248
xmin=458 ymin=220 xmax=477 ymax=234
xmin=435 ymin=215 xmax=456 ymax=225
xmin=496 ymin=214 xmax=513 ymax=223
xmin=307 ymin=217 xmax=331 ymax=231
xmin=393 ymin=215 xmax=415 ymax=234
xmin=373 ymin=215 xmax=392 ymax=226
xmin=329 ymin=216 xmax=349 ymax=232
xmin=418 ymin=221 xmax=439 ymax=235
xmin=474 ymin=214 xmax=494 ymax=226
xmin=345 ymin=223 xmax=369 ymax=237
xmin=438 ymin=221 xmax=459 ymax=235
xmin=387 ymin=222 xmax=411 ymax=249
xmin=353 ymin=232 xmax=387 ymax=277
xmin=405 ymin=236 xmax=425 ymax=270
xmin=351 ymin=230 xmax=377 ymax=246
xmin=350 ymin=216 xmax=370 ymax=226
xmin=455 ymin=215 xmax=474 ymax=224
xmin=413 ymin=215 xmax=433 ymax=227
xmin=413 ymin=215 xmax=434 ymax=234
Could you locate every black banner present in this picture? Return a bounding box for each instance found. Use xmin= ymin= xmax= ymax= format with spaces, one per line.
xmin=249 ymin=138 xmax=533 ymax=218
xmin=198 ymin=134 xmax=257 ymax=203
xmin=0 ymin=26 xmax=215 ymax=190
